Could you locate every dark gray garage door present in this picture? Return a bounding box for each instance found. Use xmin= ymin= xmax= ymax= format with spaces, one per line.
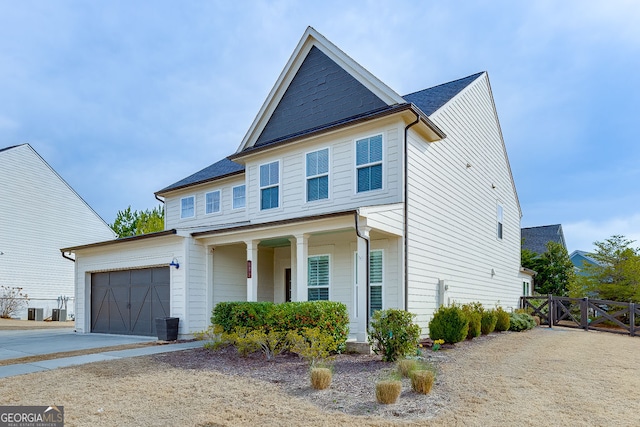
xmin=91 ymin=267 xmax=170 ymax=336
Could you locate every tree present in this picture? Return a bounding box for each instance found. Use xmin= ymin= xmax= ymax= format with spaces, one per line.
xmin=573 ymin=235 xmax=640 ymax=302
xmin=110 ymin=205 xmax=164 ymax=238
xmin=522 ymin=241 xmax=575 ymax=296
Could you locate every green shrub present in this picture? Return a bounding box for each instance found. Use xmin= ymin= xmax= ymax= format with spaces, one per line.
xmin=429 ymin=305 xmax=469 ymax=344
xmin=289 ymin=327 xmax=339 ymax=366
xmin=211 ymin=301 xmax=350 ymax=354
xmin=494 ymin=307 xmax=511 ymax=332
xmin=509 ymin=312 xmax=536 ymax=332
xmin=481 ymin=310 xmax=498 ymax=335
xmin=368 ymin=309 xmax=421 ymax=362
xmin=461 ymin=305 xmax=481 ymax=340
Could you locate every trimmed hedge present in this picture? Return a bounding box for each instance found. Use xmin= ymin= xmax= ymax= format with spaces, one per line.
xmin=494 ymin=307 xmax=511 ymax=332
xmin=367 ymin=309 xmax=421 ymax=362
xmin=480 ymin=310 xmax=498 ymax=335
xmin=211 ymin=301 xmax=350 ymax=350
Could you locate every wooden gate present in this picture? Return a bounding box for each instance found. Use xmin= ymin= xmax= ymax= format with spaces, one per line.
xmin=520 ymin=295 xmax=640 ymax=337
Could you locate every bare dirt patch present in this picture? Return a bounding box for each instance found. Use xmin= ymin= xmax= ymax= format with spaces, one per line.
xmin=1 ymin=327 xmax=639 ymax=426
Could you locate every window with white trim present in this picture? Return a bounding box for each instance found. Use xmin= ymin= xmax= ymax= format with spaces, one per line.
xmin=233 ymin=185 xmax=246 ymax=209
xmin=497 ymin=204 xmax=504 ymax=239
xmin=260 ymin=161 xmax=279 ymax=210
xmin=205 ymin=190 xmax=221 ymax=214
xmin=180 ymin=196 xmax=195 ymax=219
xmin=306 ymin=148 xmax=329 ymax=202
xmin=369 ymin=250 xmax=383 ymax=316
xmin=308 ymin=255 xmax=329 ymax=301
xmin=356 ymin=134 xmax=383 ymax=193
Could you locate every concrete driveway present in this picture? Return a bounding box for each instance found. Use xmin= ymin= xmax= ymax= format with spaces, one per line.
xmin=0 ymin=328 xmax=202 ymax=378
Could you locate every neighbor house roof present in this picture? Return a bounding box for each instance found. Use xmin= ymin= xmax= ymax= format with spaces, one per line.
xmin=521 ymin=224 xmax=567 ymax=255
xmin=156 ymin=72 xmax=482 ymax=195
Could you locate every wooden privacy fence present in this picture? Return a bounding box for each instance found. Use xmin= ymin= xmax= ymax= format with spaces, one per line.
xmin=520 ymin=295 xmax=640 ymax=337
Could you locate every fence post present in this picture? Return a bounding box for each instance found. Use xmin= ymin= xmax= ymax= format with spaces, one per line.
xmin=581 ymin=297 xmax=589 ymax=331
xmin=630 ymin=302 xmax=636 ymax=337
xmin=548 ymin=294 xmax=553 ymax=328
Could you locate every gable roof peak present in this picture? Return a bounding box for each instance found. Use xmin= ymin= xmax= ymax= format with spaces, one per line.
xmin=236 ymin=27 xmax=405 ymax=154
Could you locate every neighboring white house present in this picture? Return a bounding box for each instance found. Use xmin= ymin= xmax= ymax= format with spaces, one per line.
xmin=0 ymin=143 xmax=116 ymax=319
xmin=63 ymin=27 xmax=524 ymax=340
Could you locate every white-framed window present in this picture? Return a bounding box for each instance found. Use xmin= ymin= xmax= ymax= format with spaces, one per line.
xmin=232 ymin=185 xmax=246 ymax=209
xmin=308 ymin=255 xmax=329 ymax=301
xmin=306 ymin=148 xmax=329 ymax=202
xmin=180 ymin=196 xmax=195 ymax=219
xmin=260 ymin=161 xmax=279 ymax=210
xmin=354 ymin=250 xmax=384 ymax=317
xmin=356 ymin=134 xmax=383 ymax=193
xmin=205 ymin=190 xmax=221 ymax=214
xmin=369 ymin=250 xmax=383 ymax=317
xmin=497 ymin=204 xmax=504 ymax=240
xmin=523 ymin=281 xmax=529 ymax=296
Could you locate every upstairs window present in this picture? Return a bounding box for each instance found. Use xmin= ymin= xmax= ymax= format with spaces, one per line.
xmin=356 ymin=134 xmax=383 ymax=193
xmin=306 ymin=148 xmax=329 ymax=202
xmin=260 ymin=161 xmax=279 ymax=210
xmin=180 ymin=196 xmax=195 ymax=219
xmin=497 ymin=204 xmax=504 ymax=239
xmin=308 ymin=255 xmax=329 ymax=301
xmin=233 ymin=185 xmax=246 ymax=209
xmin=205 ymin=190 xmax=221 ymax=214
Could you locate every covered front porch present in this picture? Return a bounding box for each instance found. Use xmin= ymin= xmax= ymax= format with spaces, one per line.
xmin=193 ymin=207 xmax=403 ymax=341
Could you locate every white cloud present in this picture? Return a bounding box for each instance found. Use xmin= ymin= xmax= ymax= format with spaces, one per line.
xmin=564 ymin=214 xmax=640 ymax=253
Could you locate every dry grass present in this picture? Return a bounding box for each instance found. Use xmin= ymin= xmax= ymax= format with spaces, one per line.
xmin=410 ymin=370 xmax=434 ymax=394
xmin=310 ymin=367 xmax=332 ymax=390
xmin=397 ymin=359 xmax=418 ymax=377
xmin=0 ymin=318 xmax=74 ymax=330
xmin=1 ymin=327 xmax=640 ymax=426
xmin=375 ymin=380 xmax=402 ymax=404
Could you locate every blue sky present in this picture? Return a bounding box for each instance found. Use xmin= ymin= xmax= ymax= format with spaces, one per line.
xmin=1 ymin=1 xmax=639 ymax=253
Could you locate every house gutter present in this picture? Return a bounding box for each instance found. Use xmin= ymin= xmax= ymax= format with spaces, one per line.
xmin=403 ymin=111 xmax=421 ymax=312
xmin=155 ymin=194 xmax=165 ymax=204
xmin=354 ymin=210 xmax=370 ymax=333
xmin=61 ymin=252 xmax=75 ymax=262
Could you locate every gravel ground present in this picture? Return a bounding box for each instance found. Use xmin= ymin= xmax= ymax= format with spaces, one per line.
xmin=0 ymin=327 xmax=639 ymax=426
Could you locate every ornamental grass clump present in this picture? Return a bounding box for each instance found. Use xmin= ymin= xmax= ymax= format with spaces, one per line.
xmin=310 ymin=367 xmax=332 ymax=390
xmin=397 ymin=359 xmax=419 ymax=378
xmin=410 ymin=370 xmax=435 ymax=394
xmin=494 ymin=307 xmax=511 ymax=332
xmin=376 ymin=380 xmax=402 ymax=404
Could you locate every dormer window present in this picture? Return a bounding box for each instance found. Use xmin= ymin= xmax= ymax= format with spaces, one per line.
xmin=356 ymin=134 xmax=383 ymax=193
xmin=260 ymin=161 xmax=280 ymax=210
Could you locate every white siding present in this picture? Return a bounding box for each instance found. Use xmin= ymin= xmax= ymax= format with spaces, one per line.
xmin=406 ymin=74 xmax=522 ymax=334
xmin=73 ymin=235 xmax=184 ymax=333
xmin=211 ymin=244 xmax=247 ymax=305
xmin=162 ymin=118 xmax=403 ymax=231
xmin=0 ymin=144 xmax=116 ymax=319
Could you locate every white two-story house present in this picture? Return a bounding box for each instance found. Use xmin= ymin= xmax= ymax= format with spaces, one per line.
xmin=63 ymin=27 xmax=526 ymax=340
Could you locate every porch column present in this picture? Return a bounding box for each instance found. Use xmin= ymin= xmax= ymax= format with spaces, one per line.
xmin=292 ymin=233 xmax=308 ymax=302
xmin=245 ymin=240 xmax=259 ymax=302
xmin=356 ymin=227 xmax=370 ymax=342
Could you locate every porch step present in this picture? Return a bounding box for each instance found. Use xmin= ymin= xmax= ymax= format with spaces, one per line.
xmin=345 ymin=341 xmax=371 ymax=354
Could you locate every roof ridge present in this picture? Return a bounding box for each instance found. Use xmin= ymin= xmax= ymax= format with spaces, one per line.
xmin=402 ymin=71 xmax=485 ymax=97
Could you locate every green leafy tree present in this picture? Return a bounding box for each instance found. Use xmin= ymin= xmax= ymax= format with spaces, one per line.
xmin=573 ymin=235 xmax=640 ymax=302
xmin=110 ymin=205 xmax=165 ymax=238
xmin=522 ymin=241 xmax=575 ymax=296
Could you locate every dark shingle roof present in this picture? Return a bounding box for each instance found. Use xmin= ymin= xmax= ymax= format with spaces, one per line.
xmin=156 ymin=158 xmax=244 ymax=194
xmin=159 ymin=72 xmax=485 ymax=193
xmin=403 ymin=72 xmax=484 ymax=116
xmin=521 ymin=224 xmax=567 ymax=255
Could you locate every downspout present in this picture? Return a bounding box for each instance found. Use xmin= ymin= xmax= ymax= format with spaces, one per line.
xmin=354 ymin=210 xmax=370 ymax=333
xmin=404 ymin=112 xmax=420 ymax=312
xmin=155 ymin=194 xmax=165 ymax=204
xmin=61 ymin=251 xmax=75 ymax=262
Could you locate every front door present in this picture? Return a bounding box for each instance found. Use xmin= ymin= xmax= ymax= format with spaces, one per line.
xmin=285 ymin=268 xmax=292 ymax=302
